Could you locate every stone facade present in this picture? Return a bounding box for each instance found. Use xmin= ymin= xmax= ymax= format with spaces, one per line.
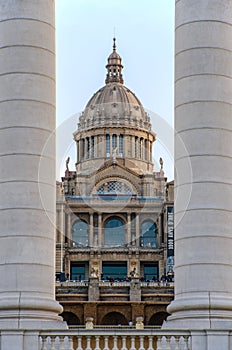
xmin=56 ymin=39 xmax=174 ymax=326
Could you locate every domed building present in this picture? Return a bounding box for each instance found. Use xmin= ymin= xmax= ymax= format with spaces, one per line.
xmin=56 ymin=39 xmax=174 ymax=327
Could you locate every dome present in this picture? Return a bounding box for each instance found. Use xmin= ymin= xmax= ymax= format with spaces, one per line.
xmin=77 ymin=39 xmax=152 ymax=133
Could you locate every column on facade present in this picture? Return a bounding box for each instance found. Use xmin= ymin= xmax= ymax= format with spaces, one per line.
xmin=101 ymin=134 xmax=105 ymax=158
xmin=59 ymin=205 xmax=65 ymax=244
xmin=85 ymin=137 xmax=89 ymax=159
xmin=80 ymin=140 xmax=83 ymax=164
xmin=67 ymin=212 xmax=72 ymax=245
xmin=82 ymin=139 xmax=85 ymax=160
xmin=165 ymin=0 xmax=232 ymax=329
xmin=76 ymin=140 xmax=79 ymax=163
xmin=144 ymin=139 xmax=148 ymax=161
xmin=98 ymin=213 xmax=102 ymax=247
xmin=0 ymin=0 xmax=64 ymax=329
xmin=59 ymin=205 xmax=65 ymax=273
xmin=149 ymin=141 xmax=152 ymax=162
xmin=56 ymin=210 xmax=61 ymax=243
xmin=124 ymin=135 xmax=129 ymax=158
xmin=135 ymin=214 xmax=140 ymax=247
xmin=157 ymin=214 xmax=162 ymax=247
xmin=131 ymin=135 xmax=134 ymax=158
xmin=89 ymin=213 xmax=94 ymax=247
xmin=127 ymin=213 xmax=132 ymax=246
xmin=135 ymin=137 xmax=138 ymax=158
xmin=91 ymin=136 xmax=94 ymax=158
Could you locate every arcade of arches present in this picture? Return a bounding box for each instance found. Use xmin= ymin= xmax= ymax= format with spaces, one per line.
xmin=58 ymin=303 xmax=169 ymax=327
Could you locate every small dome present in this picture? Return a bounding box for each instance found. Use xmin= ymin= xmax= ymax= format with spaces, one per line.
xmin=77 ymin=39 xmax=152 ymax=132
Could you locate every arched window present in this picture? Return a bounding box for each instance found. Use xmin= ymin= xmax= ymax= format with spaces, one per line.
xmin=140 ymin=221 xmax=157 ymax=247
xmin=112 ymin=134 xmax=117 ymax=150
xmin=135 ymin=136 xmax=138 ymax=158
xmin=140 ymin=138 xmax=143 ymax=159
xmin=72 ymin=220 xmax=89 ymax=246
xmin=106 ymin=134 xmax=110 ymax=157
xmin=104 ymin=217 xmax=125 ymax=246
xmin=119 ymin=134 xmax=124 ymax=156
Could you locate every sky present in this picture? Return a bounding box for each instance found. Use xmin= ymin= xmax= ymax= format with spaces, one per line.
xmin=55 ymin=0 xmax=175 ymax=180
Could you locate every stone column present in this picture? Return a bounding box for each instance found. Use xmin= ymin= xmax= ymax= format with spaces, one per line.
xmin=67 ymin=212 xmax=72 ymax=245
xmin=135 ymin=214 xmax=140 ymax=247
xmin=127 ymin=213 xmax=131 ymax=246
xmin=89 ymin=213 xmax=94 ymax=247
xmin=165 ymin=0 xmax=232 ymax=329
xmin=76 ymin=140 xmax=79 ymax=163
xmin=132 ymin=136 xmax=135 ymax=158
xmin=59 ymin=204 xmax=65 ymax=273
xmin=98 ymin=213 xmax=102 ymax=247
xmin=0 ymin=0 xmax=65 ymax=328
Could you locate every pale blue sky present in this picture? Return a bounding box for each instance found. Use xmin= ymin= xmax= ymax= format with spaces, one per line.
xmin=55 ymin=1 xmax=175 ymax=180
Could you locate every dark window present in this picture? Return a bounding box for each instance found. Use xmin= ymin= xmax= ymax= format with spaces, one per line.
xmin=71 ymin=262 xmax=86 ymax=281
xmin=112 ymin=134 xmax=117 ymax=149
xmin=102 ymin=262 xmax=127 ymax=280
xmin=143 ymin=262 xmax=159 ymax=281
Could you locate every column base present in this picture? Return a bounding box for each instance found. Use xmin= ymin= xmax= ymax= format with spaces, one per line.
xmin=163 ymin=292 xmax=232 ymax=330
xmin=0 ymin=292 xmax=67 ymax=329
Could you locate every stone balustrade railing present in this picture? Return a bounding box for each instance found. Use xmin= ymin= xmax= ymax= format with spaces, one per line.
xmin=39 ymin=328 xmax=191 ymax=350
xmin=56 ymin=281 xmax=174 ymax=288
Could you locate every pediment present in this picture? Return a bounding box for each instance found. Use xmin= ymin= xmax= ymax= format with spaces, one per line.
xmin=89 ymin=161 xmax=142 ymax=195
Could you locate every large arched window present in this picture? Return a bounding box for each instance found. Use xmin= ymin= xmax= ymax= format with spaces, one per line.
xmin=104 ymin=217 xmax=125 ymax=246
xmin=140 ymin=221 xmax=157 ymax=247
xmin=72 ymin=220 xmax=89 ymax=246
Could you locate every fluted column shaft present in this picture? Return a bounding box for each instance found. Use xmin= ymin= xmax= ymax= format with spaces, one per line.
xmin=166 ymin=0 xmax=232 ymax=329
xmin=0 ymin=0 xmax=64 ymax=328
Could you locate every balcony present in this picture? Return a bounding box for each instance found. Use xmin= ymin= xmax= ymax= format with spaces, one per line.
xmin=39 ymin=327 xmax=191 ymax=350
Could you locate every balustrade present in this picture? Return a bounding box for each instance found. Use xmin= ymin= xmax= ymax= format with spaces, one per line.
xmin=39 ymin=329 xmax=191 ymax=350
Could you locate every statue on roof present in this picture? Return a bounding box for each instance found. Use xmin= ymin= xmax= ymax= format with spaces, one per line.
xmin=66 ymin=156 xmax=70 ymax=171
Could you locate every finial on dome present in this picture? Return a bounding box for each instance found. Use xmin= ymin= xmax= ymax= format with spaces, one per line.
xmin=113 ymin=37 xmax=116 ymax=51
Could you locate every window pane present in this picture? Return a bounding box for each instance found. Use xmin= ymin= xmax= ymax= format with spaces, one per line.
xmin=102 ymin=262 xmax=127 ymax=280
xmin=106 ymin=134 xmax=110 ymax=157
xmin=143 ymin=263 xmax=159 ymax=281
xmin=112 ymin=134 xmax=117 ymax=149
xmin=72 ymin=220 xmax=89 ymax=246
xmin=119 ymin=134 xmax=124 ymax=156
xmin=140 ymin=221 xmax=157 ymax=247
xmin=104 ymin=217 xmax=125 ymax=246
xmin=71 ymin=263 xmax=86 ymax=281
